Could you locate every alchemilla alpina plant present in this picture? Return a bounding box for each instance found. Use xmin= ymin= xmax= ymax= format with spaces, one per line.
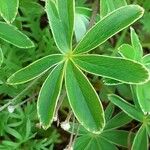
xmin=7 ymin=0 xmax=149 ymax=134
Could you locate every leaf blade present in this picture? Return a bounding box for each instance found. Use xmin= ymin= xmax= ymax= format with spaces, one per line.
xmin=7 ymin=54 xmax=64 ymax=85
xmin=37 ymin=63 xmax=64 ymax=129
xmin=108 ymin=94 xmax=144 ymax=122
xmin=0 ymin=22 xmax=34 ymax=48
xmin=0 ymin=47 xmax=3 ymax=66
xmin=100 ymin=0 xmax=127 ymax=18
xmin=131 ymin=27 xmax=143 ymax=60
xmin=0 ymin=0 xmax=19 ymax=23
xmin=101 ymin=130 xmax=134 ymax=148
xmin=65 ymin=60 xmax=105 ymax=134
xmin=45 ymin=0 xmax=74 ymax=53
xmin=73 ymin=55 xmax=149 ymax=84
xmin=131 ymin=126 xmax=148 ymax=150
xmin=105 ymin=111 xmax=132 ymax=130
xmin=74 ymin=5 xmax=144 ymax=54
xmin=118 ymin=44 xmax=136 ymax=60
xmin=136 ymin=81 xmax=150 ymax=113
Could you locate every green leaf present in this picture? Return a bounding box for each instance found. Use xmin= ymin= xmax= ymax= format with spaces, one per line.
xmin=118 ymin=44 xmax=136 ymax=60
xmin=45 ymin=0 xmax=74 ymax=53
xmin=136 ymin=81 xmax=150 ymax=113
xmin=76 ymin=7 xmax=92 ymax=18
xmin=105 ymin=102 xmax=115 ymax=122
xmin=7 ymin=54 xmax=64 ymax=85
xmin=37 ymin=63 xmax=64 ymax=129
xmin=5 ymin=127 xmax=22 ymax=140
xmin=74 ymin=135 xmax=118 ymax=150
xmin=142 ymin=54 xmax=150 ymax=69
xmin=74 ymin=5 xmax=144 ymax=54
xmin=73 ymin=55 xmax=149 ymax=84
xmin=101 ymin=130 xmax=134 ymax=148
xmin=0 ymin=47 xmax=3 ymax=66
xmin=108 ymin=94 xmax=144 ymax=122
xmin=65 ymin=60 xmax=105 ymax=134
xmin=103 ymin=78 xmax=122 ymax=85
xmin=75 ymin=10 xmax=89 ymax=42
xmin=2 ymin=140 xmax=19 ymax=148
xmin=0 ymin=0 xmax=19 ymax=23
xmin=105 ymin=112 xmax=132 ymax=130
xmin=130 ymin=27 xmax=143 ymax=60
xmin=146 ymin=124 xmax=150 ymax=137
xmin=0 ymin=22 xmax=34 ymax=48
xmin=131 ymin=126 xmax=148 ymax=150
xmin=100 ymin=0 xmax=127 ymax=18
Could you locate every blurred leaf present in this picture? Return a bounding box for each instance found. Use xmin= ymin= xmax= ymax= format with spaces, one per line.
xmin=118 ymin=44 xmax=136 ymax=60
xmin=131 ymin=125 xmax=148 ymax=150
xmin=74 ymin=134 xmax=118 ymax=150
xmin=75 ymin=8 xmax=90 ymax=42
xmin=142 ymin=54 xmax=150 ymax=69
xmin=0 ymin=22 xmax=34 ymax=48
xmin=141 ymin=12 xmax=150 ymax=33
xmin=104 ymin=102 xmax=115 ymax=122
xmin=0 ymin=47 xmax=3 ymax=66
xmin=0 ymin=0 xmax=19 ymax=23
xmin=103 ymin=78 xmax=122 ymax=85
xmin=101 ymin=130 xmax=134 ymax=147
xmin=136 ymin=81 xmax=150 ymax=113
xmin=5 ymin=127 xmax=22 ymax=140
xmin=100 ymin=0 xmax=127 ymax=18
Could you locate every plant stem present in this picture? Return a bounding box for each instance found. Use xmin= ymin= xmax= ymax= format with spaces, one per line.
xmin=0 ymin=77 xmax=39 ymax=111
xmin=88 ymin=0 xmax=99 ymax=29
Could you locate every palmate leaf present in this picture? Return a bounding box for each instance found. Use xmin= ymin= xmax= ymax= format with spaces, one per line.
xmin=74 ymin=129 xmax=133 ymax=150
xmin=65 ymin=60 xmax=105 ymax=134
xmin=74 ymin=5 xmax=144 ymax=54
xmin=0 ymin=22 xmax=34 ymax=48
xmin=70 ymin=110 xmax=135 ymax=149
xmin=7 ymin=54 xmax=64 ymax=85
xmin=74 ymin=135 xmax=118 ymax=150
xmin=0 ymin=47 xmax=3 ymax=66
xmin=37 ymin=63 xmax=64 ymax=129
xmin=73 ymin=55 xmax=149 ymax=84
xmin=101 ymin=130 xmax=134 ymax=148
xmin=0 ymin=0 xmax=19 ymax=23
xmin=46 ymin=0 xmax=74 ymax=53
